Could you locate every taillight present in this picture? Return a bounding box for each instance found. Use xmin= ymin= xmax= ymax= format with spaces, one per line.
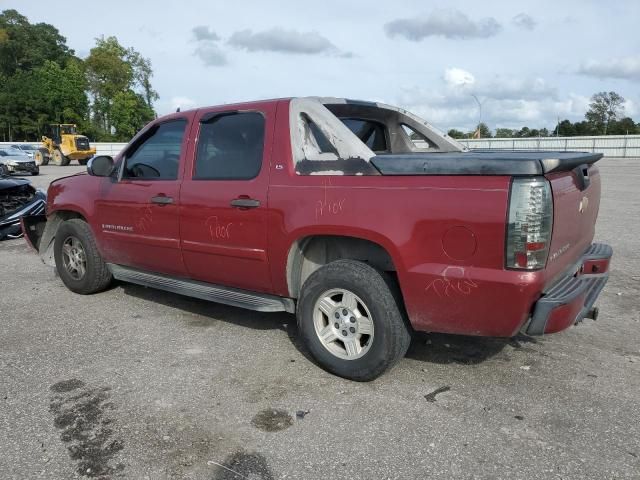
xmin=506 ymin=177 xmax=553 ymax=270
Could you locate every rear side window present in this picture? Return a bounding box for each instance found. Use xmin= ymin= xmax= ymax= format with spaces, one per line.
xmin=194 ymin=112 xmax=265 ymax=180
xmin=123 ymin=120 xmax=187 ymax=180
xmin=401 ymin=124 xmax=436 ymax=149
xmin=341 ymin=118 xmax=388 ymax=152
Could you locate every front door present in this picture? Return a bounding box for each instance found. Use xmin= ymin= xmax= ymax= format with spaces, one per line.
xmin=95 ymin=117 xmax=190 ymax=277
xmin=179 ymin=106 xmax=274 ymax=293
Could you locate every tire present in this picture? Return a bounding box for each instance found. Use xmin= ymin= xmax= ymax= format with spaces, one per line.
xmin=34 ymin=148 xmax=49 ymax=166
xmin=31 ymin=170 xmax=40 ymax=176
xmin=78 ymin=158 xmax=89 ymax=166
xmin=54 ymin=219 xmax=112 ymax=294
xmin=52 ymin=148 xmax=70 ymax=166
xmin=297 ymin=259 xmax=411 ymax=381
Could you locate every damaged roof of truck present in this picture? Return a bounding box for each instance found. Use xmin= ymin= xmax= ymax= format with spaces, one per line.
xmin=289 ymin=97 xmax=467 ymax=175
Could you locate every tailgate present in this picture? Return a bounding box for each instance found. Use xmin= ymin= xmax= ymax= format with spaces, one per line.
xmin=545 ymin=164 xmax=601 ymax=283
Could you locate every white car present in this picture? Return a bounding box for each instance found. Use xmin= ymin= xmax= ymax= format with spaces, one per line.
xmin=0 ymin=148 xmax=40 ymax=176
xmin=10 ymin=144 xmax=38 ymax=158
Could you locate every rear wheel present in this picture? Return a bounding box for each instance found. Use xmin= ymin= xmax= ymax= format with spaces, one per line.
xmin=52 ymin=148 xmax=70 ymax=166
xmin=34 ymin=148 xmax=49 ymax=166
xmin=297 ymin=259 xmax=411 ymax=381
xmin=54 ymin=219 xmax=112 ymax=294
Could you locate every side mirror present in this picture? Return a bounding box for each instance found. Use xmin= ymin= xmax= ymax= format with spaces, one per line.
xmin=87 ymin=155 xmax=114 ymax=177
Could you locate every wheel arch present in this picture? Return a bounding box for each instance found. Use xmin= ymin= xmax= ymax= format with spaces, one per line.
xmin=285 ymin=234 xmax=401 ymax=299
xmin=38 ymin=209 xmax=90 ymax=266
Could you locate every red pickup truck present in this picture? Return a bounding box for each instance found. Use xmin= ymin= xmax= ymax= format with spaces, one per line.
xmin=22 ymin=97 xmax=612 ymax=380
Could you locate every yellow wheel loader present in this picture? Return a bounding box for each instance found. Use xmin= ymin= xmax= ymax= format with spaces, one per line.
xmin=33 ymin=124 xmax=96 ymax=166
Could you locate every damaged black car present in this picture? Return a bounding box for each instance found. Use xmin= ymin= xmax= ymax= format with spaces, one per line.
xmin=0 ymin=176 xmax=46 ymax=240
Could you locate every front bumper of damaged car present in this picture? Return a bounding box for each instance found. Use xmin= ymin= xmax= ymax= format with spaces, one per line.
xmin=5 ymin=161 xmax=39 ymax=174
xmin=0 ymin=190 xmax=46 ymax=239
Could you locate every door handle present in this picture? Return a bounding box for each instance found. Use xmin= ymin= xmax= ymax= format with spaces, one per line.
xmin=230 ymin=198 xmax=260 ymax=209
xmin=151 ymin=195 xmax=174 ymax=205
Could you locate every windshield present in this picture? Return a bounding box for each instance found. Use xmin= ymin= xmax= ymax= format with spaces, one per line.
xmin=21 ymin=145 xmax=37 ymax=151
xmin=0 ymin=148 xmax=25 ymax=156
xmin=60 ymin=125 xmax=77 ymax=134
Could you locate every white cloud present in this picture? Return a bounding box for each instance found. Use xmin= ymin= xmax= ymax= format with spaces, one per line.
xmin=577 ymin=56 xmax=640 ymax=80
xmin=194 ymin=43 xmax=227 ymax=66
xmin=191 ymin=26 xmax=227 ymax=66
xmin=385 ymin=9 xmax=502 ymax=41
xmin=192 ymin=26 xmax=220 ymax=42
xmin=396 ymin=69 xmax=582 ymax=131
xmin=228 ymin=28 xmax=347 ymax=56
xmin=444 ymin=67 xmax=475 ymax=87
xmin=512 ymin=13 xmax=537 ymax=31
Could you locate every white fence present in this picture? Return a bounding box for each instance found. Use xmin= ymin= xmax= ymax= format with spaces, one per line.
xmin=0 ymin=142 xmax=127 ymax=157
xmin=458 ymin=135 xmax=640 ymax=158
xmin=4 ymin=135 xmax=640 ymax=158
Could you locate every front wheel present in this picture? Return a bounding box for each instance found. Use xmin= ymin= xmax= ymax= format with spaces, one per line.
xmin=34 ymin=148 xmax=49 ymax=166
xmin=53 ymin=219 xmax=112 ymax=294
xmin=297 ymin=260 xmax=411 ymax=381
xmin=52 ymin=148 xmax=70 ymax=166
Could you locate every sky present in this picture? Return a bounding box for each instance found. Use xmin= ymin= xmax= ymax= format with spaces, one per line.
xmin=4 ymin=0 xmax=640 ymax=132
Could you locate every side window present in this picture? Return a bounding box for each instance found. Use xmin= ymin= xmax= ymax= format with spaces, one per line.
xmin=401 ymin=124 xmax=436 ymax=149
xmin=194 ymin=112 xmax=265 ymax=180
xmin=341 ymin=118 xmax=388 ymax=152
xmin=123 ymin=120 xmax=187 ymax=180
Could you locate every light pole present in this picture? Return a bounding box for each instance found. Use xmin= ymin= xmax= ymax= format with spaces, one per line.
xmin=471 ymin=94 xmax=487 ymax=138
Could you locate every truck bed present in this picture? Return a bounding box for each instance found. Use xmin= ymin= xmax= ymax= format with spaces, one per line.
xmin=371 ymin=150 xmax=603 ymax=176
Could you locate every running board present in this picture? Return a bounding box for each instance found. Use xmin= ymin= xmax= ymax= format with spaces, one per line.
xmin=108 ymin=264 xmax=295 ymax=313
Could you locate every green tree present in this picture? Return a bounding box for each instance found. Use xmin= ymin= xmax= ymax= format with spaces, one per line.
xmin=447 ymin=128 xmax=465 ymax=139
xmin=127 ymin=50 xmax=159 ymax=107
xmin=495 ymin=128 xmax=514 ymax=138
xmin=573 ymin=121 xmax=595 ymax=136
xmin=85 ymin=35 xmax=157 ymax=139
xmin=476 ymin=122 xmax=492 ymax=138
xmin=585 ymin=91 xmax=625 ymax=134
xmin=553 ymin=119 xmax=576 ymax=136
xmin=111 ymin=90 xmax=155 ymax=140
xmin=0 ymin=9 xmax=74 ymax=76
xmin=608 ymin=117 xmax=637 ymax=135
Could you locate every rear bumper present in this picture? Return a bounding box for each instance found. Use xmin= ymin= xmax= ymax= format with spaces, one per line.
xmin=525 ymin=243 xmax=612 ymax=335
xmin=67 ymin=149 xmax=96 ymax=160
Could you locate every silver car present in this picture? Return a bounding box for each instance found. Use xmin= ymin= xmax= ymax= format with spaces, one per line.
xmin=10 ymin=144 xmax=39 ymax=159
xmin=0 ymin=148 xmax=40 ymax=176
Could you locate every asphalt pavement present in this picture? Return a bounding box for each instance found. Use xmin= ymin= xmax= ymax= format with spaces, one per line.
xmin=0 ymin=160 xmax=638 ymax=479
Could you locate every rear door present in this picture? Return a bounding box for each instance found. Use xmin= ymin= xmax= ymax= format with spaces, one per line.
xmin=179 ymin=105 xmax=275 ymax=293
xmin=95 ymin=116 xmax=192 ymax=276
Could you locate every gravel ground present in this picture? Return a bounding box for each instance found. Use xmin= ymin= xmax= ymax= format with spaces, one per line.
xmin=1 ymin=160 xmax=638 ymax=480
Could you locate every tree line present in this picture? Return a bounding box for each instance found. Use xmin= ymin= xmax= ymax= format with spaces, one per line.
xmin=0 ymin=9 xmax=157 ymax=142
xmin=448 ymin=91 xmax=639 ymax=139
